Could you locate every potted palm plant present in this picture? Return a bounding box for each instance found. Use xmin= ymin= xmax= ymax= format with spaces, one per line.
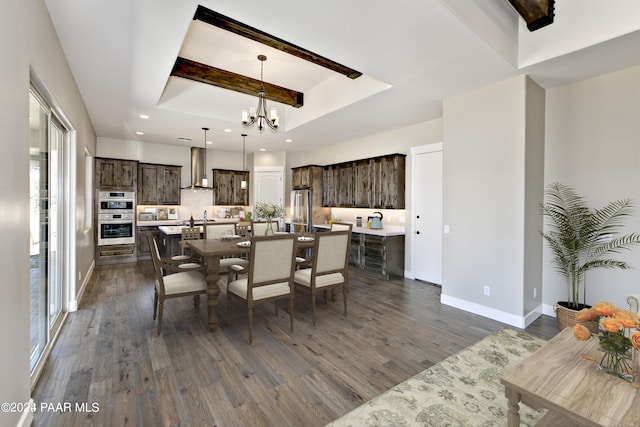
xmin=542 ymin=182 xmax=640 ymax=331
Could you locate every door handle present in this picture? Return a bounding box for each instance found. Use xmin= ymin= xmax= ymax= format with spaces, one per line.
xmin=416 ymin=231 xmax=420 ymax=234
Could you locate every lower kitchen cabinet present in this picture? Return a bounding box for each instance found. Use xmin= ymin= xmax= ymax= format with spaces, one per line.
xmin=137 ymin=226 xmax=161 ymax=259
xmin=95 ymin=244 xmax=136 ymax=265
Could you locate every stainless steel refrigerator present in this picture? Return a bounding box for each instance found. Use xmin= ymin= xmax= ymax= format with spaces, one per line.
xmin=290 ymin=189 xmax=312 ymax=233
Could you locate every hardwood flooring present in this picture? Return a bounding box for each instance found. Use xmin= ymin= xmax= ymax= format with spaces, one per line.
xmin=32 ymin=261 xmax=558 ymax=426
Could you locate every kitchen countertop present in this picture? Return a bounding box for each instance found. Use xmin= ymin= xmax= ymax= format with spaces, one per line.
xmin=138 ymin=218 xmax=239 ymax=227
xmin=313 ymin=223 xmax=405 ymax=236
xmin=158 ymin=225 xmax=204 ymax=235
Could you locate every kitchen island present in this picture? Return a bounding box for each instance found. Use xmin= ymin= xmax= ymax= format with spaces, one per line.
xmin=314 ymin=223 xmax=405 ymax=280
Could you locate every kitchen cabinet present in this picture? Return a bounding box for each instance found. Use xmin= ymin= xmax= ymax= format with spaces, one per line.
xmin=95 ymin=157 xmax=137 ymax=190
xmin=351 ymin=233 xmax=405 ymax=280
xmin=212 ymin=169 xmax=249 ymax=205
xmin=137 ymin=225 xmax=161 ymax=259
xmin=322 ymin=154 xmax=406 ymax=209
xmin=137 ymin=163 xmax=181 ymax=205
xmin=292 ymin=165 xmax=322 ymax=190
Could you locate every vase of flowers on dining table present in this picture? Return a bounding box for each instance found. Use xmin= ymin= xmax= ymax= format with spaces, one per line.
xmin=254 ymin=202 xmax=285 ymax=235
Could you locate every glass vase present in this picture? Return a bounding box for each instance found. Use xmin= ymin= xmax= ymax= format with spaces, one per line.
xmin=265 ymin=219 xmax=274 ymax=236
xmin=596 ymin=344 xmax=633 ymax=382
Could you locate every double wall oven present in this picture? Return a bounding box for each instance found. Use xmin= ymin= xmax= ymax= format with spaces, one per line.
xmin=97 ymin=191 xmax=135 ymax=246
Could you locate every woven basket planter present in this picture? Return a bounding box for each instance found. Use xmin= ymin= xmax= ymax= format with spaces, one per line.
xmin=555 ymin=303 xmax=599 ymax=334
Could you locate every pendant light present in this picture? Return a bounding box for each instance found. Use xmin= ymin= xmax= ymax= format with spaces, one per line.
xmin=241 ymin=55 xmax=279 ymax=132
xmin=241 ymin=133 xmax=247 ymax=190
xmin=201 ymin=127 xmax=209 ymax=187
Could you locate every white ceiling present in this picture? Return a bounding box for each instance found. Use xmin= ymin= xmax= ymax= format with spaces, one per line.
xmin=43 ymin=0 xmax=640 ymax=154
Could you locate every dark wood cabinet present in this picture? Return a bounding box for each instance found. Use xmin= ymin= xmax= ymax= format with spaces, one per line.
xmin=351 ymin=233 xmax=405 ymax=280
xmin=137 ymin=226 xmax=161 ymax=258
xmin=95 ymin=157 xmax=137 ymax=190
xmin=292 ymin=165 xmax=326 ymax=226
xmin=322 ymin=154 xmax=405 ymax=209
xmin=212 ymin=169 xmax=249 ymax=205
xmin=137 ymin=163 xmax=181 ymax=205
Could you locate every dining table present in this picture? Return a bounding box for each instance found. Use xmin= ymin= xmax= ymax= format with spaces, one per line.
xmin=187 ymin=234 xmax=316 ymax=331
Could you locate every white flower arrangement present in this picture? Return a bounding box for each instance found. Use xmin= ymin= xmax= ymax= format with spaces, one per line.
xmin=254 ymin=202 xmax=285 ymax=221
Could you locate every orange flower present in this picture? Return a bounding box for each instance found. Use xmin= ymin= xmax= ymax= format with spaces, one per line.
xmin=614 ymin=309 xmax=639 ymax=328
xmin=592 ymin=301 xmax=616 ymax=317
xmin=600 ymin=317 xmax=622 ymax=333
xmin=576 ymin=308 xmax=598 ymax=321
xmin=573 ymin=323 xmax=592 ymax=341
xmin=631 ymin=332 xmax=640 ymax=350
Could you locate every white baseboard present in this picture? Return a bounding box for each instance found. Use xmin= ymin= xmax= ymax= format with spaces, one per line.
xmin=542 ymin=303 xmax=557 ymax=317
xmin=17 ymin=399 xmax=34 ymax=427
xmin=69 ymin=260 xmax=95 ymax=312
xmin=441 ymin=294 xmax=542 ymax=329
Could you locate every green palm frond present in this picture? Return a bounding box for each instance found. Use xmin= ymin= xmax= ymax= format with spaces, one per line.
xmin=542 ymin=182 xmax=640 ymax=308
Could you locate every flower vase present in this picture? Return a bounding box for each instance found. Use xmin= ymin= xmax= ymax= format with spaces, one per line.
xmin=265 ymin=219 xmax=274 ymax=236
xmin=633 ymin=348 xmax=640 ymax=388
xmin=596 ymin=344 xmax=633 ymax=382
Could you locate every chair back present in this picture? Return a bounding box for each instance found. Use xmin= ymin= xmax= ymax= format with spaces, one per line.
xmin=204 ymin=223 xmax=236 ymax=239
xmin=312 ymin=230 xmax=351 ymax=275
xmin=251 ymin=220 xmax=279 ymax=236
xmin=146 ymin=232 xmax=167 ymax=294
xmin=181 ymin=226 xmax=201 ymax=241
xmin=330 ymin=222 xmax=353 ymax=232
xmin=247 ymin=234 xmax=297 ymax=301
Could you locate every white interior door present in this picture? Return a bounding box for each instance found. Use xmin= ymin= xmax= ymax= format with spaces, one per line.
xmin=412 ymin=144 xmax=443 ymax=284
xmin=253 ymin=166 xmax=284 ymax=208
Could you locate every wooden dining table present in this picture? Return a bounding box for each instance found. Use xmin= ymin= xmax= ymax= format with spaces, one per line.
xmin=187 ymin=234 xmax=315 ymax=331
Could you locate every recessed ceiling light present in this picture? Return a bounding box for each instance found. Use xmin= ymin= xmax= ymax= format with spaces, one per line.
xmin=224 ymin=129 xmax=232 ymax=133
xmin=139 ymin=114 xmax=149 ymax=119
xmin=206 ymin=140 xmax=213 ymax=145
xmin=285 ymin=139 xmax=292 ymax=143
xmin=260 ymin=148 xmax=266 ymax=152
xmin=136 ymin=131 xmax=144 ymax=135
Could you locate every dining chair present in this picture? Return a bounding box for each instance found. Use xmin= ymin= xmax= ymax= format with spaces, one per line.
xmin=203 ymin=222 xmax=236 ymax=239
xmin=226 ymin=234 xmax=297 ymax=344
xmin=146 ymin=232 xmax=207 ymax=335
xmin=330 ymin=222 xmax=353 ymax=232
xmin=203 ymin=222 xmax=249 ymax=274
xmin=293 ymin=230 xmax=350 ymax=326
xmin=251 ymin=220 xmax=279 ymax=236
xmin=171 ymin=226 xmax=203 ymax=270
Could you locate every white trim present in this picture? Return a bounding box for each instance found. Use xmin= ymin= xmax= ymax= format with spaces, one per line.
xmin=409 ymin=143 xmax=443 ymax=282
xmin=542 ymin=303 xmax=557 ymax=317
xmin=69 ymin=260 xmax=94 ymax=312
xmin=441 ymin=292 xmax=536 ymax=329
xmin=17 ymin=399 xmax=34 ymax=427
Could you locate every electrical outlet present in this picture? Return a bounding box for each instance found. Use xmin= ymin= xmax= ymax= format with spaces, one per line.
xmin=483 ymin=286 xmax=490 ymax=296
xmin=78 ymin=271 xmax=81 ymax=281
xmin=533 ymin=288 xmax=537 ymax=298
xmin=399 ymin=216 xmax=405 ymax=224
xmin=444 ymin=225 xmax=450 ymax=233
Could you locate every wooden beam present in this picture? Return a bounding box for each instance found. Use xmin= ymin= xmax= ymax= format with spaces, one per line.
xmin=506 ymin=0 xmax=554 ymax=31
xmin=194 ymin=5 xmax=363 ymax=79
xmin=171 ymin=57 xmax=304 ymax=108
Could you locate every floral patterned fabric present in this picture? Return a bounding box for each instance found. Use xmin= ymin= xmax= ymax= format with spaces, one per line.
xmin=327 ymin=328 xmax=547 ymax=427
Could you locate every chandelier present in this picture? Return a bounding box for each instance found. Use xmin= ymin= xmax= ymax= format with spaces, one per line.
xmin=241 ymin=55 xmax=279 ymax=132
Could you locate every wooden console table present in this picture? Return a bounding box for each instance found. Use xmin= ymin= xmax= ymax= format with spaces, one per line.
xmin=501 ymin=327 xmax=640 ymax=426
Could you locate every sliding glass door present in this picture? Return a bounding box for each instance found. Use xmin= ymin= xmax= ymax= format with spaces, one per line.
xmin=29 ymin=90 xmax=65 ymax=373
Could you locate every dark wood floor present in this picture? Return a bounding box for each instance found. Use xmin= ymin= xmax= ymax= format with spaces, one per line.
xmin=32 ymin=261 xmax=558 ymax=426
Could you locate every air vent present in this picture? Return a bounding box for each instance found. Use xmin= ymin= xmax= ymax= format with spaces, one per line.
xmin=178 ymin=136 xmax=192 ymax=142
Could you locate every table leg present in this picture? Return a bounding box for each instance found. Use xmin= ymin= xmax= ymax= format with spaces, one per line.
xmin=504 ymin=387 xmax=521 ymax=427
xmin=204 ymin=254 xmax=222 ymax=331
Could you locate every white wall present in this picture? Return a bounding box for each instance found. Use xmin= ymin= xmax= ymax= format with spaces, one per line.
xmin=441 ymin=75 xmax=545 ymax=328
xmin=543 ymin=65 xmax=640 ymax=313
xmin=2 ymin=0 xmax=97 ymax=424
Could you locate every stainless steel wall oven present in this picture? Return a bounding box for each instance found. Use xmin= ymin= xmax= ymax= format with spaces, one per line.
xmin=97 ymin=191 xmax=135 ymax=246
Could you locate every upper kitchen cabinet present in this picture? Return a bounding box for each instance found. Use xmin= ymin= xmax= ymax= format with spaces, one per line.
xmin=138 ymin=163 xmax=182 ymax=205
xmin=212 ymin=169 xmax=248 ymax=206
xmin=95 ymin=157 xmax=137 ymax=190
xmin=322 ymin=154 xmax=406 ymax=209
xmin=291 ymin=165 xmax=323 ymax=190
xmin=372 ymin=154 xmax=405 ymax=209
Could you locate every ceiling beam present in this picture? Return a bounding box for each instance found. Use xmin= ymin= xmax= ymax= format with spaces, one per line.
xmin=506 ymin=0 xmax=554 ymax=31
xmin=194 ymin=5 xmax=363 ymax=79
xmin=171 ymin=57 xmax=304 ymax=108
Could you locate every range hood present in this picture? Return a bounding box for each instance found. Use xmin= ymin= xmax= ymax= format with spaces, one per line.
xmin=183 ymin=147 xmax=208 ymax=189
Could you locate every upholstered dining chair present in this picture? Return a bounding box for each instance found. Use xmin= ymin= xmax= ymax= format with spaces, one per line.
xmin=330 ymin=222 xmax=353 ymax=232
xmin=251 ymin=220 xmax=279 ymax=236
xmin=171 ymin=226 xmax=203 ymax=271
xmin=203 ymin=222 xmax=249 ymax=275
xmin=293 ymin=230 xmax=350 ymax=326
xmin=226 ymin=234 xmax=298 ymax=344
xmin=146 ymin=232 xmax=207 ymax=335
